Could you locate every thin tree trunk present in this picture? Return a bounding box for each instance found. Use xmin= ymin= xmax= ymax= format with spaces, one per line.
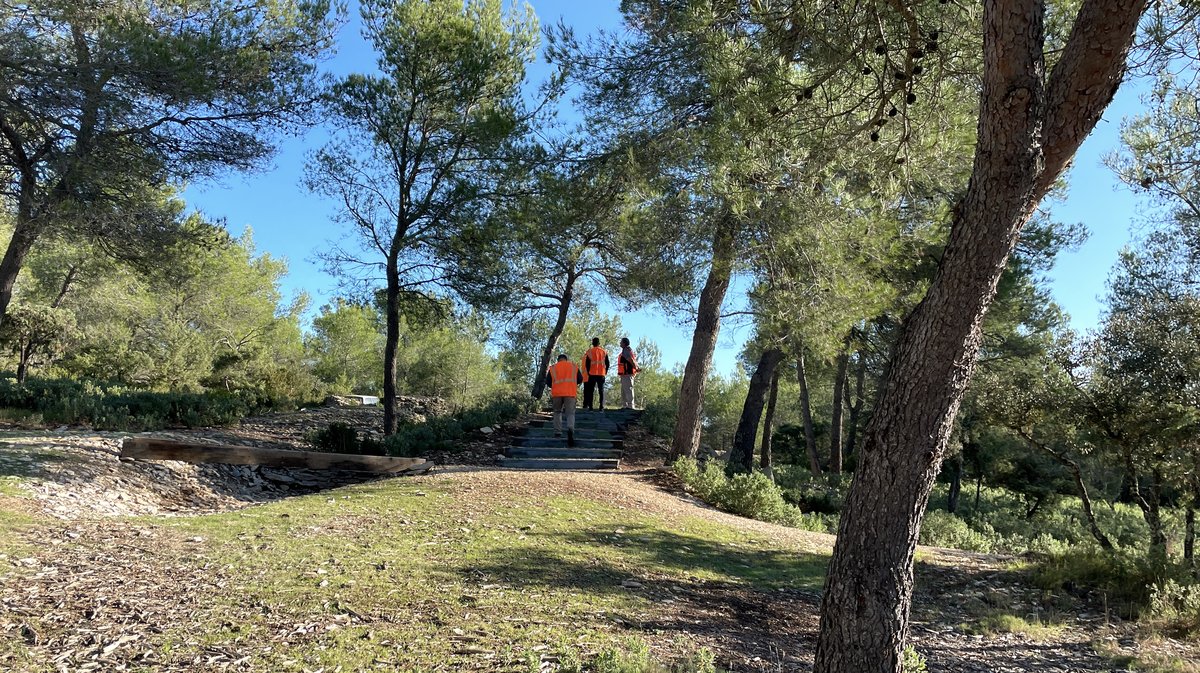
xmin=728 ymin=347 xmax=784 ymax=475
xmin=1125 ymin=457 xmax=1168 ymax=556
xmin=761 ymin=368 xmax=781 ymax=480
xmin=796 ymin=351 xmax=822 ymax=475
xmin=947 ymin=452 xmax=963 ymax=514
xmin=50 ymin=265 xmax=79 ymax=309
xmin=530 ymin=278 xmax=575 ymax=400
xmin=845 ymin=349 xmax=867 ymax=459
xmin=1185 ymin=506 xmax=1195 ymax=569
xmin=383 ymin=258 xmax=402 ymax=436
xmin=1023 ymin=432 xmax=1113 ymax=550
xmin=669 ymin=219 xmax=735 ymax=461
xmin=813 ymin=0 xmax=1145 ymax=666
xmin=829 ymin=346 xmax=850 ymax=474
xmin=16 ymin=342 xmax=32 ymax=384
xmin=1067 ymin=460 xmax=1114 ymax=550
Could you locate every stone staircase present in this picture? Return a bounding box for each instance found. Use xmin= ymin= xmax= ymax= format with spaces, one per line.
xmin=500 ymin=407 xmax=643 ymax=470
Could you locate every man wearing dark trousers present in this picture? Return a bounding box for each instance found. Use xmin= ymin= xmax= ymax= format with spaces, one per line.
xmin=582 ymin=337 xmax=609 ymax=410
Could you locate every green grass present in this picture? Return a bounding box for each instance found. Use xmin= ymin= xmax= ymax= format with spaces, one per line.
xmin=2 ymin=476 xmax=824 ymax=671
xmin=959 ymin=612 xmax=1065 ymax=641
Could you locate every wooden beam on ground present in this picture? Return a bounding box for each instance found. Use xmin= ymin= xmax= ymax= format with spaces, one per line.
xmin=121 ymin=437 xmax=429 ymax=474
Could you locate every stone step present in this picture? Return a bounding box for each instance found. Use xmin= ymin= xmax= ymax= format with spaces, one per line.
xmin=522 ymin=426 xmax=621 ymax=438
xmin=508 ymin=447 xmax=623 ymax=459
xmin=516 ymin=436 xmax=621 ymax=449
xmin=500 ymin=457 xmax=619 ymax=470
xmin=530 ymin=419 xmax=624 ymax=429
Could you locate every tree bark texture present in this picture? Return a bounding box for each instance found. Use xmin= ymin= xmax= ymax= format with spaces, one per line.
xmin=669 ymin=220 xmax=736 ymax=461
xmin=796 ymin=352 xmax=822 ymax=475
xmin=728 ymin=347 xmax=784 ymax=475
xmin=761 ymin=368 xmax=781 ymax=480
xmin=829 ymin=347 xmax=850 ymax=474
xmin=814 ymin=0 xmax=1145 ymax=668
xmin=530 ymin=280 xmax=575 ymax=400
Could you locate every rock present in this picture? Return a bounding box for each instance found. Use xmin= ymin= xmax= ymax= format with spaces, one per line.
xmin=324 ymin=395 xmax=363 ymax=408
xmin=479 ymin=426 xmax=494 ymax=435
xmin=621 ymin=579 xmax=642 ymax=589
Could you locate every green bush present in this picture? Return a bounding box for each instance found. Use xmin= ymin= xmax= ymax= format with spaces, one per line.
xmin=383 ymin=393 xmax=535 ymax=457
xmin=673 ymin=457 xmax=833 ymax=532
xmin=721 ymin=471 xmax=793 ymax=523
xmin=1032 ymin=547 xmax=1173 ymax=618
xmin=901 ymin=646 xmax=927 ymax=673
xmin=639 ymin=397 xmax=677 ymax=438
xmin=1145 ymin=578 xmax=1200 ymax=637
xmin=774 ymin=466 xmax=851 ymax=514
xmin=0 ymin=376 xmax=279 ymax=430
xmin=920 ymin=510 xmax=999 ymax=553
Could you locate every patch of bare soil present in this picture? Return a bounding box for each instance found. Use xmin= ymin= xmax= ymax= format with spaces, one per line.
xmin=0 ymin=520 xmax=360 ymax=673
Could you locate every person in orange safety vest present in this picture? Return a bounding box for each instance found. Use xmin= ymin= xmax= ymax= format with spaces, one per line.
xmin=582 ymin=337 xmax=610 ymax=411
xmin=544 ymin=353 xmax=583 ymax=446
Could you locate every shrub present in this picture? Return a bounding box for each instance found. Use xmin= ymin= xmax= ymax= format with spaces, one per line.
xmin=774 ymin=466 xmax=851 ymax=514
xmin=0 ymin=376 xmax=278 ymax=430
xmin=640 ymin=397 xmax=678 ymax=438
xmin=901 ymin=646 xmax=927 ymax=673
xmin=920 ymin=511 xmax=998 ymax=553
xmin=721 ymin=471 xmax=793 ymax=523
xmin=382 ymin=393 xmax=536 ymax=457
xmin=1031 ymin=547 xmax=1175 ymax=618
xmin=673 ymin=457 xmax=832 ymax=532
xmin=1145 ymin=579 xmax=1200 ymax=637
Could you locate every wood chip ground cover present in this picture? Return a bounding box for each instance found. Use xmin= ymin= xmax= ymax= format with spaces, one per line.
xmin=0 ymin=431 xmax=1196 ymax=672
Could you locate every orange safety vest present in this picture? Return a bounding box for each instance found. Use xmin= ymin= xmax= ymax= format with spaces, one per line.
xmin=618 ymin=349 xmax=638 ymax=376
xmin=549 ymin=360 xmax=579 ymax=398
xmin=585 ymin=346 xmax=607 ymax=376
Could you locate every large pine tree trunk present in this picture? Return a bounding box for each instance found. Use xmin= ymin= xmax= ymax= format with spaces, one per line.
xmin=669 ymin=221 xmax=736 ymax=461
xmin=761 ymin=368 xmax=781 ymax=480
xmin=796 ymin=352 xmax=822 ymax=475
xmin=813 ymin=0 xmax=1145 ymax=668
xmin=728 ymin=347 xmax=784 ymax=474
xmin=829 ymin=347 xmax=850 ymax=474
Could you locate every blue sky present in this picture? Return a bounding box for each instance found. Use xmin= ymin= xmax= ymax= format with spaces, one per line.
xmin=182 ymin=1 xmax=1153 ymax=376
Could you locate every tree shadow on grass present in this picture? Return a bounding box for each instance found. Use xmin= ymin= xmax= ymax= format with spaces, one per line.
xmin=455 ymin=525 xmax=1120 ymax=672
